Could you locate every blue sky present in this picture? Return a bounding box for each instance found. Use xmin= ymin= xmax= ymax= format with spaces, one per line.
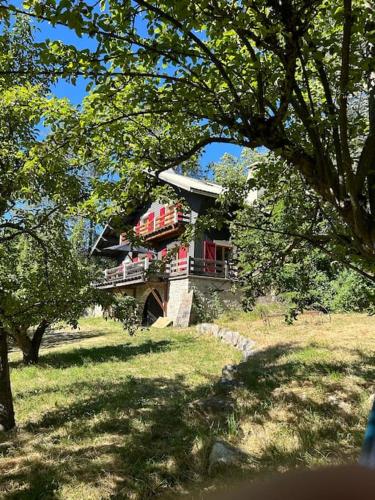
xmin=33 ymin=18 xmax=243 ymax=168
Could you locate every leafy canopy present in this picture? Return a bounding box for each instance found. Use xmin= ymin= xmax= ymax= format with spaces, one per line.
xmin=214 ymin=152 xmax=375 ymax=315
xmin=2 ymin=0 xmax=374 ymax=274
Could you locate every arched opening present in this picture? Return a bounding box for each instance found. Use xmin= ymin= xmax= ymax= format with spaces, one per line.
xmin=142 ymin=289 xmax=164 ymax=326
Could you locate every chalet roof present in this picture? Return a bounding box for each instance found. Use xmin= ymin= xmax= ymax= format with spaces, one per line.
xmin=158 ymin=169 xmax=223 ymax=197
xmin=90 ymin=170 xmax=224 ymax=256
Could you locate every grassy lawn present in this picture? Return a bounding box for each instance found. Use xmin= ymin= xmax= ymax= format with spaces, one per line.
xmin=217 ymin=312 xmax=375 ymax=472
xmin=0 ymin=313 xmax=374 ymax=498
xmin=1 ymin=318 xmax=242 ymax=499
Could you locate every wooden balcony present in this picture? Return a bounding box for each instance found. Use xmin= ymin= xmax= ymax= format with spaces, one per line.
xmin=95 ymin=257 xmax=234 ymax=289
xmin=120 ymin=206 xmax=190 ymax=244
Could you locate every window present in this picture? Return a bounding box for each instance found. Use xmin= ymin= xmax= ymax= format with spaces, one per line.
xmin=216 ymin=245 xmax=231 ymax=262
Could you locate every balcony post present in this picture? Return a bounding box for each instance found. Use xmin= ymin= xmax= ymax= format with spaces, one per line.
xmin=144 ymin=258 xmax=149 ymax=271
xmin=104 ymin=269 xmax=108 ymax=280
xmin=123 ymin=262 xmax=127 ymax=279
xmin=224 ymin=261 xmax=229 ymax=279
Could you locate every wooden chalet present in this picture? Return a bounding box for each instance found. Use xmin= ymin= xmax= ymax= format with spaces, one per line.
xmin=91 ymin=169 xmax=239 ymax=326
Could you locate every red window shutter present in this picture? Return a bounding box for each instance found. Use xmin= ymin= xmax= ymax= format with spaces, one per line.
xmin=159 ymin=207 xmax=165 ymax=227
xmin=133 ymin=257 xmax=139 ymax=263
xmin=147 ymin=212 xmax=155 ymax=233
xmin=204 ymin=241 xmax=216 ymax=272
xmin=135 ymin=222 xmax=140 ymax=235
xmin=178 ymin=245 xmax=188 ymax=270
xmin=147 ymin=251 xmax=153 ymax=260
xmin=161 ymin=247 xmax=167 ymax=259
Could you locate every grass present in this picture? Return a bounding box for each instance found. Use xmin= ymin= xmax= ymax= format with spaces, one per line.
xmin=1 ymin=318 xmax=242 ymax=499
xmin=216 ymin=311 xmax=375 ymax=472
xmin=0 ymin=312 xmax=374 ymax=498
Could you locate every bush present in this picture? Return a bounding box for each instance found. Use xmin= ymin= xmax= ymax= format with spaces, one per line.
xmin=191 ymin=287 xmax=224 ymax=323
xmin=327 ymin=270 xmax=375 ymax=313
xmin=111 ymin=294 xmax=140 ymax=335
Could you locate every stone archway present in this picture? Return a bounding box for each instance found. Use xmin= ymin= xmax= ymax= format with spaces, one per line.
xmin=142 ymin=289 xmax=164 ymax=326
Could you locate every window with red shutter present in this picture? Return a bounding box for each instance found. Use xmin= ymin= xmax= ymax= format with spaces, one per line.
xmin=204 ymin=241 xmax=216 ymax=273
xmin=178 ymin=245 xmax=188 ymax=271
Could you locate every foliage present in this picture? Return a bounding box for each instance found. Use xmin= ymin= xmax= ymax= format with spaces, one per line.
xmin=328 ymin=269 xmax=375 ymax=313
xmin=212 ymin=152 xmax=375 ymax=317
xmin=110 ymin=294 xmax=140 ymax=335
xmin=191 ymin=286 xmax=224 ymax=323
xmin=0 ymin=216 xmax=100 ymax=360
xmin=0 ymin=16 xmax=95 ymax=428
xmin=0 ymin=16 xmax=88 ymax=247
xmin=4 ymin=0 xmax=375 ymax=272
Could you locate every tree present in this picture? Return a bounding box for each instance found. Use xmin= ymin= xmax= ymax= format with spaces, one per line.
xmin=3 ymin=0 xmax=375 ymax=276
xmin=0 ymin=217 xmax=100 ymax=365
xmin=212 ymin=151 xmax=375 ymax=317
xmin=0 ymin=17 xmax=89 ymax=431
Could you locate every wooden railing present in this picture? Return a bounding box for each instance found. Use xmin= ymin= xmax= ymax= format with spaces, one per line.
xmin=139 ymin=207 xmax=190 ymax=237
xmin=97 ymin=256 xmax=234 ymax=288
xmin=120 ymin=205 xmax=190 ymax=243
xmin=189 ymin=257 xmax=229 ymax=278
xmin=100 ymin=261 xmax=147 ymax=286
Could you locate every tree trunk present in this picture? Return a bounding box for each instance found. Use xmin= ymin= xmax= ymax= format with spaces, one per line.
xmin=0 ymin=325 xmax=15 ymax=431
xmin=22 ymin=320 xmax=50 ymax=365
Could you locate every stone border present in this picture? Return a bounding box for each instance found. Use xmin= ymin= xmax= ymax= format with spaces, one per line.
xmin=195 ymin=323 xmax=256 ymax=361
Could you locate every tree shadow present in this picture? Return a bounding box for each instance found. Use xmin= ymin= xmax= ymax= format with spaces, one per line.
xmin=2 ymin=340 xmax=374 ymax=498
xmin=235 ymin=342 xmax=375 ymax=471
xmin=2 ymin=374 xmax=235 ymax=499
xmin=8 ymin=328 xmax=104 ymax=354
xmin=10 ymin=340 xmax=172 ymax=370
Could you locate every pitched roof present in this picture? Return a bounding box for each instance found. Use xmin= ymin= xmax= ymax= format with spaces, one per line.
xmin=158 ymin=169 xmax=223 ymax=197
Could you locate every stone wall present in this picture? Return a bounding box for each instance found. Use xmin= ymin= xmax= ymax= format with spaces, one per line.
xmin=166 ymin=277 xmax=190 ymax=322
xmin=167 ymin=276 xmax=242 ymax=325
xmin=188 ymin=276 xmax=242 ymax=312
xmin=196 ymin=323 xmax=255 ymax=361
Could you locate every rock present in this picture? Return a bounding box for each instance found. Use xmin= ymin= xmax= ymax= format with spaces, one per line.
xmin=222 ymin=364 xmax=238 ymax=381
xmin=219 ymin=378 xmax=241 ymax=389
xmin=237 ymin=336 xmax=246 ymax=351
xmin=243 ymin=348 xmax=255 ymax=361
xmin=190 ymin=396 xmax=234 ymax=415
xmin=231 ymin=331 xmax=240 ymax=346
xmin=196 ymin=323 xmax=209 ymax=335
xmin=222 ymin=330 xmax=234 ymax=344
xmin=208 ymin=441 xmax=245 ymax=473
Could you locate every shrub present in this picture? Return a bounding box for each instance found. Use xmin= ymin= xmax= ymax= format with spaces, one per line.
xmin=327 ymin=270 xmax=375 ymax=313
xmin=191 ymin=287 xmax=224 ymax=323
xmin=111 ymin=294 xmax=140 ymax=335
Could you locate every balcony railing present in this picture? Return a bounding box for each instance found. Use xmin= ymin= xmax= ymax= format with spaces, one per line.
xmin=120 ymin=205 xmax=190 ymax=244
xmin=95 ymin=257 xmax=234 ymax=288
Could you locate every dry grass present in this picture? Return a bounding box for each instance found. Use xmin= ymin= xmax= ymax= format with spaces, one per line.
xmin=0 ymin=313 xmax=374 ymax=499
xmin=217 ymin=311 xmax=375 ymax=476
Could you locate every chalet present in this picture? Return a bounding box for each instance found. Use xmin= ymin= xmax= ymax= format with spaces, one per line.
xmin=91 ymin=169 xmax=240 ymax=326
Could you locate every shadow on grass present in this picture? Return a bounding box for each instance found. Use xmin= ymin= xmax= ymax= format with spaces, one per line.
xmin=2 ymin=340 xmax=374 ymax=498
xmin=236 ymin=342 xmax=374 ymax=470
xmin=4 ymin=375 xmax=233 ymax=499
xmin=8 ymin=329 xmax=105 ymax=354
xmin=11 ymin=340 xmax=172 ymax=370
